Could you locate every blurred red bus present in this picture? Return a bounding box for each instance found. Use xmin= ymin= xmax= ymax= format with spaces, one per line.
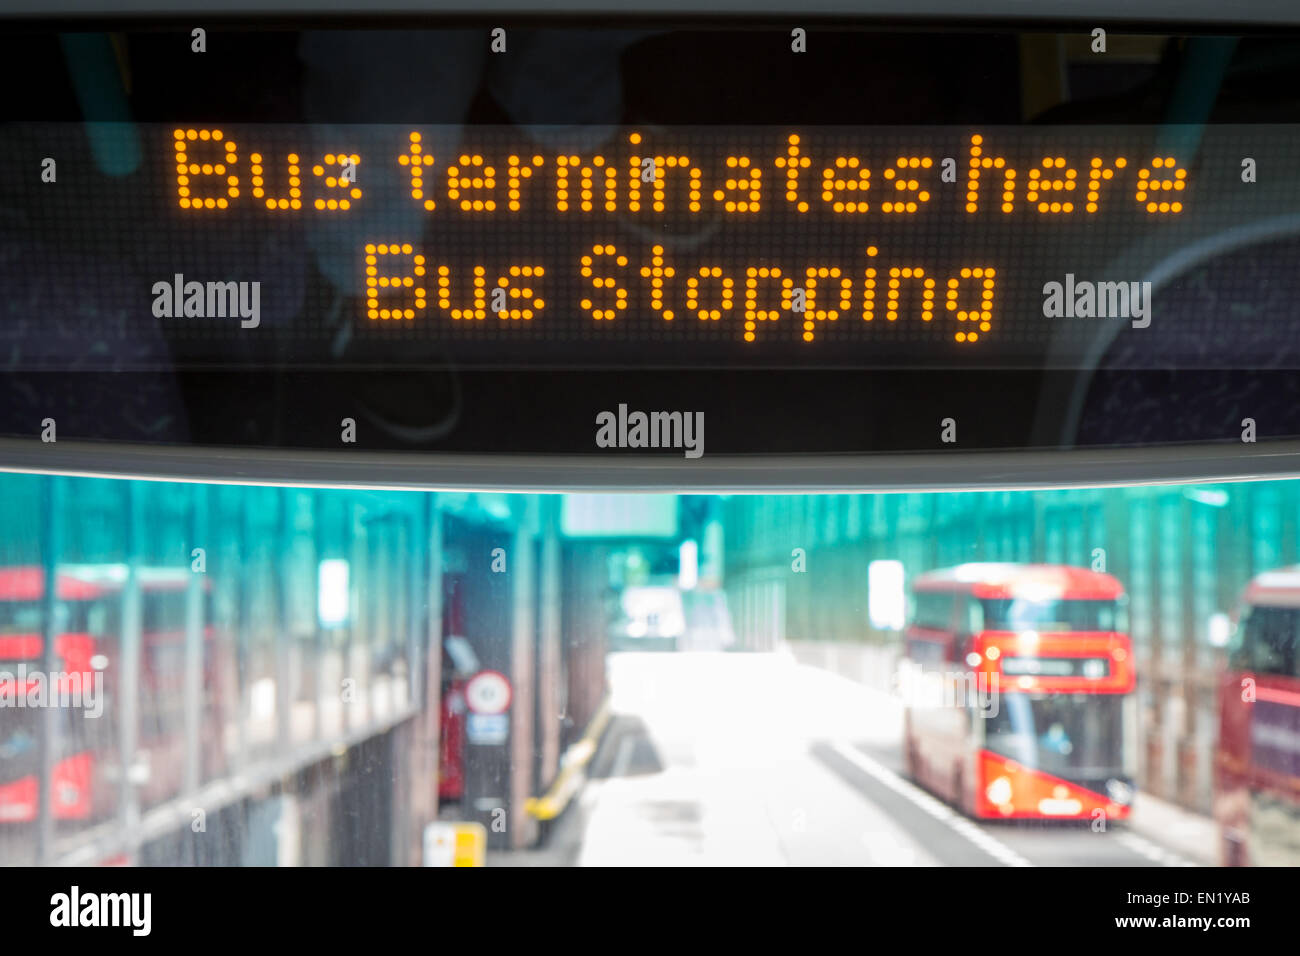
xmin=0 ymin=568 xmax=106 ymax=821
xmin=0 ymin=565 xmax=222 ymax=824
xmin=902 ymin=563 xmax=1137 ymax=821
xmin=1216 ymin=567 xmax=1300 ymax=865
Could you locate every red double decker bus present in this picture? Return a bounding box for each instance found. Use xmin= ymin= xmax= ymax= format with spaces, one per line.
xmin=0 ymin=568 xmax=108 ymax=821
xmin=0 ymin=565 xmax=223 ymax=824
xmin=902 ymin=563 xmax=1137 ymax=821
xmin=1216 ymin=567 xmax=1300 ymax=866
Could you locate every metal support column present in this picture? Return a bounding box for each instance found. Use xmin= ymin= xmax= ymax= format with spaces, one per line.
xmin=118 ymin=482 xmax=144 ymax=850
xmin=275 ymin=488 xmax=293 ymax=752
xmin=35 ymin=475 xmax=64 ymax=865
xmin=183 ymin=484 xmax=208 ymax=795
xmin=342 ymin=502 xmax=355 ymax=735
xmin=235 ymin=494 xmax=251 ymax=769
xmin=536 ymin=497 xmax=562 ymax=792
xmin=312 ymin=491 xmax=325 ymax=743
xmin=508 ymin=498 xmax=539 ymax=849
xmin=425 ymin=496 xmax=444 ymax=798
xmin=408 ymin=502 xmax=428 ymax=713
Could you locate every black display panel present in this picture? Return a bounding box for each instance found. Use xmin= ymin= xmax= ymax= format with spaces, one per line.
xmin=2 ymin=21 xmax=1300 ymax=455
xmin=14 ymin=120 xmax=1288 ymax=369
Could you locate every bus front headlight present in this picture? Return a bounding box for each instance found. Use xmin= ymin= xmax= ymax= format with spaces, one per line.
xmin=1105 ymin=779 xmax=1134 ymax=805
xmin=986 ymin=775 xmax=1013 ymax=806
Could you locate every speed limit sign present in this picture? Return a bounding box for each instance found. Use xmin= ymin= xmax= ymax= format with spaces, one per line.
xmin=464 ymin=670 xmax=512 ymax=715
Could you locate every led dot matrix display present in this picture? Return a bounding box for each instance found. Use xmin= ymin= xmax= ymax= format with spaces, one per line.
xmin=31 ymin=120 xmax=1288 ymax=370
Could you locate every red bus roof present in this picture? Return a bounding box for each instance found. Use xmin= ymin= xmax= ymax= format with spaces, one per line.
xmin=58 ymin=564 xmax=194 ymax=593
xmin=0 ymin=567 xmax=110 ymax=601
xmin=0 ymin=564 xmax=199 ymax=601
xmin=911 ymin=563 xmax=1125 ymax=600
xmin=1242 ymin=566 xmax=1300 ymax=608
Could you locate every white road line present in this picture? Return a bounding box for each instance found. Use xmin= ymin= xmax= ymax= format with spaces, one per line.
xmin=1115 ymin=830 xmax=1198 ymax=867
xmin=828 ymin=741 xmax=1033 ymax=867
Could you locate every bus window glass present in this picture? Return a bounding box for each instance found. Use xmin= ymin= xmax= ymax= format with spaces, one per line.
xmin=985 ymin=694 xmax=1127 ymax=780
xmin=0 ymin=710 xmax=38 ymax=787
xmin=912 ymin=593 xmax=953 ymax=631
xmin=1234 ymin=606 xmax=1300 ymax=677
xmin=979 ymin=598 xmax=1125 ymax=632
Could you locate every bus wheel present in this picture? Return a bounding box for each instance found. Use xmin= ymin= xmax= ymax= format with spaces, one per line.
xmin=952 ymin=768 xmax=966 ymax=815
